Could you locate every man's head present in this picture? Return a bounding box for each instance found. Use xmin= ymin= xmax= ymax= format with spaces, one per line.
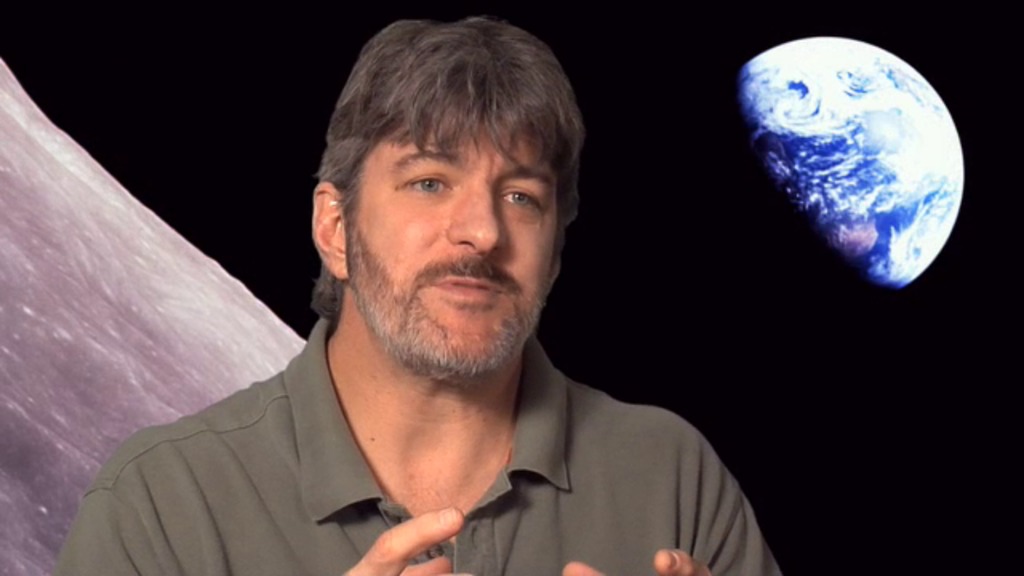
xmin=311 ymin=17 xmax=584 ymax=329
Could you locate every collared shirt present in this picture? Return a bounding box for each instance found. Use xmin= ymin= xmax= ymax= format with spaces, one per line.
xmin=56 ymin=320 xmax=781 ymax=575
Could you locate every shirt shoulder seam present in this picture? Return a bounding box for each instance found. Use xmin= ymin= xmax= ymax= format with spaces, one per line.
xmin=93 ymin=390 xmax=291 ymax=493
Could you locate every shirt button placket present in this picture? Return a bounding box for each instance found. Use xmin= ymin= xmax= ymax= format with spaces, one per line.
xmin=454 ymin=517 xmax=497 ymax=575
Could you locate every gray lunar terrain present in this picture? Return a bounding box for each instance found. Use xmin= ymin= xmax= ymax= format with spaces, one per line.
xmin=0 ymin=59 xmax=305 ymax=575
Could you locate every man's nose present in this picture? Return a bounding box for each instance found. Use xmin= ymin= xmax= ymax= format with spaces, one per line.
xmin=445 ymin=184 xmax=503 ymax=254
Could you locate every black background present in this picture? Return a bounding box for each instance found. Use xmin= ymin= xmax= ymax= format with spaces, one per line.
xmin=2 ymin=5 xmax=1018 ymax=574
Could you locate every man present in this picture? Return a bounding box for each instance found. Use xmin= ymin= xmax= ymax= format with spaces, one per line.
xmin=56 ymin=17 xmax=781 ymax=576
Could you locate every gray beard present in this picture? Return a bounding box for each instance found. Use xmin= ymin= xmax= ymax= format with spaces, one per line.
xmin=345 ymin=227 xmax=547 ymax=383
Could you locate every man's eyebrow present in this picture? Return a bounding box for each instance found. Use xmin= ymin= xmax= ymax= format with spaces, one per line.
xmin=390 ymin=149 xmax=554 ymax=186
xmin=391 ymin=150 xmax=461 ymax=173
xmin=504 ymin=164 xmax=555 ymax=187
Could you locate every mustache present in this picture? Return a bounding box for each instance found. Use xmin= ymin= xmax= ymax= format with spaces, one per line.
xmin=415 ymin=257 xmax=520 ymax=294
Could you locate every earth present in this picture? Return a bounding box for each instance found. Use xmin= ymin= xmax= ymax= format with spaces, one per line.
xmin=738 ymin=37 xmax=963 ymax=288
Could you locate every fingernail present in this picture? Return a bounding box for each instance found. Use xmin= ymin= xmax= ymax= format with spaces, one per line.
xmin=439 ymin=507 xmax=458 ymax=527
xmin=666 ymin=552 xmax=679 ymax=570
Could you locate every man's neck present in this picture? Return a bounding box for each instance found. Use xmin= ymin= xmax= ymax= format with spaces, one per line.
xmin=325 ymin=311 xmax=521 ymax=516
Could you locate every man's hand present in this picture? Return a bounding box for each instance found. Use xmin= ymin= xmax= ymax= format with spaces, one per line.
xmin=345 ymin=507 xmax=465 ymax=576
xmin=562 ymin=549 xmax=711 ymax=576
xmin=653 ymin=550 xmax=711 ymax=576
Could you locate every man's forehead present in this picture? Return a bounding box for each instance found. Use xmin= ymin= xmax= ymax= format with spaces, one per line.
xmin=380 ymin=136 xmax=555 ymax=181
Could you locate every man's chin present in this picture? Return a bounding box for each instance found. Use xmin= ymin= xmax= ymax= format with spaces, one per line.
xmin=394 ymin=333 xmax=523 ymax=383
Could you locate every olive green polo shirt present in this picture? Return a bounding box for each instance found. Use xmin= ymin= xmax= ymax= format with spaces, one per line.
xmin=56 ymin=321 xmax=781 ymax=575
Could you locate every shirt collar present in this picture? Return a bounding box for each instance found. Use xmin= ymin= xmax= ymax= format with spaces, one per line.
xmin=508 ymin=336 xmax=571 ymax=491
xmin=286 ymin=320 xmax=382 ymax=522
xmin=286 ymin=320 xmax=571 ymax=522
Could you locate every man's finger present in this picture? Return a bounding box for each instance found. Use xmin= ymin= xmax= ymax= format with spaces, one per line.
xmin=562 ymin=560 xmax=605 ymax=576
xmin=398 ymin=556 xmax=453 ymax=576
xmin=347 ymin=507 xmax=464 ymax=576
xmin=653 ymin=549 xmax=712 ymax=576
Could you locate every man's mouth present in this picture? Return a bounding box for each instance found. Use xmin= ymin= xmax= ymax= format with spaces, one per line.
xmin=435 ymin=276 xmax=505 ymax=293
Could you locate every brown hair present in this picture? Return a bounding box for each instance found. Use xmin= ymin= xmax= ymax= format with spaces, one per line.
xmin=312 ymin=16 xmax=585 ymax=323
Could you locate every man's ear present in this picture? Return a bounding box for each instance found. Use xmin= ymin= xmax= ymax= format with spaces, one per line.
xmin=549 ymin=256 xmax=562 ymax=287
xmin=312 ymin=182 xmax=349 ymax=281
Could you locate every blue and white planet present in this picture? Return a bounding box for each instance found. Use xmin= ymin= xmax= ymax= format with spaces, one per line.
xmin=738 ymin=37 xmax=963 ymax=288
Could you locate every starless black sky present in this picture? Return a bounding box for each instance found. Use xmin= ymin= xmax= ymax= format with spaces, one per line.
xmin=1 ymin=6 xmax=1018 ymax=574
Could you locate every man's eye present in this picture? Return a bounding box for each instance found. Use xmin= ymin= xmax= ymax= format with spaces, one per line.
xmin=505 ymin=192 xmax=535 ymax=207
xmin=412 ymin=179 xmax=444 ymax=193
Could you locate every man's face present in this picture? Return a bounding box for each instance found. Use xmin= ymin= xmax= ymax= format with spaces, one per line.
xmin=341 ymin=136 xmax=560 ymax=381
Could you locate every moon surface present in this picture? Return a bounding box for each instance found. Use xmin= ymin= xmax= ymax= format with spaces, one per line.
xmin=0 ymin=59 xmax=304 ymax=575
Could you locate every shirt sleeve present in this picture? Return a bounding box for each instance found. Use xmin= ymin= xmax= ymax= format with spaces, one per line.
xmin=686 ymin=435 xmax=783 ymax=576
xmin=54 ymin=487 xmax=173 ymax=576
